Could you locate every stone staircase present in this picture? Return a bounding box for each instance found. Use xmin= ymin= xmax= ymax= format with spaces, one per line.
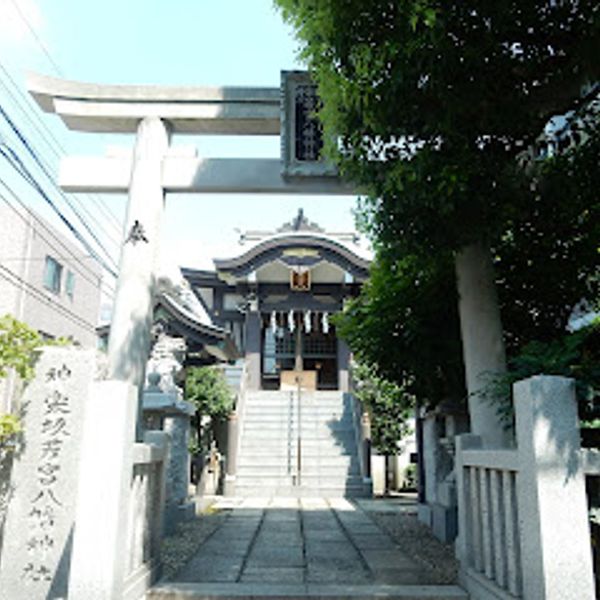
xmin=234 ymin=390 xmax=369 ymax=497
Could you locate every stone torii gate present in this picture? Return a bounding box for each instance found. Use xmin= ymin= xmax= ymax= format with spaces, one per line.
xmin=27 ymin=70 xmax=354 ymax=403
xmin=27 ymin=69 xmax=507 ymax=449
xmin=21 ymin=70 xmax=534 ymax=600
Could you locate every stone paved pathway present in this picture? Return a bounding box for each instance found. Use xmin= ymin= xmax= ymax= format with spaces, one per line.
xmin=172 ymin=497 xmax=441 ymax=586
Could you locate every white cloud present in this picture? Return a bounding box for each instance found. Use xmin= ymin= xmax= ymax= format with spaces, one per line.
xmin=0 ymin=0 xmax=44 ymax=46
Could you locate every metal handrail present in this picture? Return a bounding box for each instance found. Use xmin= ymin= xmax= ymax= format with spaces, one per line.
xmin=296 ymin=376 xmax=302 ymax=486
xmin=225 ymin=361 xmax=249 ymax=482
xmin=348 ymin=366 xmax=372 ymax=483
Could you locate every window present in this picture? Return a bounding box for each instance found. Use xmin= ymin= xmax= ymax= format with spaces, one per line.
xmin=65 ymin=270 xmax=75 ymax=298
xmin=43 ymin=256 xmax=62 ymax=293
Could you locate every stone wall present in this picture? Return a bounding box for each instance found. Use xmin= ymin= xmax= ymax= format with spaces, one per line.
xmin=0 ymin=347 xmax=96 ymax=599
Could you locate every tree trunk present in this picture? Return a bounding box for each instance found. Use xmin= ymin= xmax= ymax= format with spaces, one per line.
xmin=455 ymin=241 xmax=509 ymax=447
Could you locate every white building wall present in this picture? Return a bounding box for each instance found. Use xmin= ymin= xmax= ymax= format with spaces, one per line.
xmin=0 ymin=203 xmax=30 ymax=320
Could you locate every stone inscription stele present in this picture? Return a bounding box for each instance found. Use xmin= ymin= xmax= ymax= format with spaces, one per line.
xmin=0 ymin=347 xmax=96 ymax=600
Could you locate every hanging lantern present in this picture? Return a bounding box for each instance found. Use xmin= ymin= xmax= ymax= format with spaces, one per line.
xmin=270 ymin=311 xmax=277 ymax=334
xmin=322 ymin=312 xmax=329 ymax=334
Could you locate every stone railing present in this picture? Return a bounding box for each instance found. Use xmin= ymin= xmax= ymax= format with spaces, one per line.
xmin=69 ymin=381 xmax=169 ymax=600
xmin=224 ymin=361 xmax=249 ymax=495
xmin=455 ymin=376 xmax=595 ymax=600
xmin=349 ymin=392 xmax=372 ymax=495
xmin=455 ymin=438 xmax=522 ymax=597
xmin=122 ymin=432 xmax=167 ymax=600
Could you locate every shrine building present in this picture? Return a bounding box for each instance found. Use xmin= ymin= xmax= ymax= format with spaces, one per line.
xmin=182 ymin=209 xmax=371 ymax=392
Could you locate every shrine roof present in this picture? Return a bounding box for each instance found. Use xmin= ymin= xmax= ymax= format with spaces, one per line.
xmin=154 ymin=293 xmax=238 ymax=362
xmin=213 ymin=210 xmax=372 ymax=273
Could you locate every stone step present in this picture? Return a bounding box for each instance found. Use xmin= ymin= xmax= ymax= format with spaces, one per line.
xmin=239 ymin=445 xmax=356 ymax=457
xmin=245 ymin=395 xmax=346 ymax=402
xmin=245 ymin=391 xmax=346 ymax=397
xmin=241 ymin=416 xmax=350 ymax=425
xmin=240 ymin=433 xmax=357 ymax=443
xmin=241 ymin=427 xmax=356 ymax=436
xmin=244 ymin=398 xmax=347 ymax=406
xmin=244 ymin=412 xmax=354 ymax=427
xmin=237 ymin=459 xmax=359 ymax=471
xmin=238 ymin=455 xmax=359 ymax=467
xmin=233 ymin=484 xmax=369 ymax=498
xmin=234 ymin=474 xmax=364 ymax=488
xmin=235 ymin=391 xmax=362 ymax=498
xmin=148 ymin=583 xmax=469 ymax=600
xmin=236 ymin=463 xmax=361 ymax=475
xmin=245 ymin=397 xmax=347 ymax=405
xmin=236 ymin=468 xmax=362 ymax=478
xmin=238 ymin=445 xmax=356 ymax=466
xmin=245 ymin=391 xmax=351 ymax=403
xmin=243 ymin=403 xmax=348 ymax=410
xmin=242 ymin=417 xmax=350 ymax=425
xmin=240 ymin=429 xmax=355 ymax=439
xmin=243 ymin=405 xmax=350 ymax=412
xmin=243 ymin=406 xmax=348 ymax=415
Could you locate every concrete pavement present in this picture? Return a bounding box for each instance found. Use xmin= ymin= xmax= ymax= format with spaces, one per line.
xmin=149 ymin=497 xmax=468 ymax=599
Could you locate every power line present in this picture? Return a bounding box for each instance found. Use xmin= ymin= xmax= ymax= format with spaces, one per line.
xmin=8 ymin=0 xmax=63 ymax=77
xmin=0 ymin=142 xmax=119 ymax=278
xmin=0 ymin=104 xmax=120 ymax=270
xmin=0 ymin=184 xmax=116 ymax=298
xmin=0 ymin=61 xmax=123 ymax=232
xmin=0 ymin=107 xmax=123 ymax=251
xmin=0 ymin=133 xmax=120 ymax=271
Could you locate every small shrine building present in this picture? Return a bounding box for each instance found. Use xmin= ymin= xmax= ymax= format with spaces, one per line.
xmin=182 ymin=210 xmax=371 ymax=392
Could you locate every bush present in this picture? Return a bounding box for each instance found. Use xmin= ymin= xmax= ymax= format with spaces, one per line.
xmin=185 ymin=366 xmax=234 ymax=454
xmin=401 ymin=464 xmax=418 ymax=491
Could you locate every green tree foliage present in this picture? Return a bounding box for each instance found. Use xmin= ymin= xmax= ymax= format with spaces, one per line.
xmin=279 ymin=1 xmax=600 ymax=415
xmin=495 ymin=129 xmax=600 ymax=353
xmin=184 ymin=366 xmax=234 ymax=452
xmin=334 ymin=253 xmax=465 ymax=408
xmin=482 ymin=319 xmax=600 ymax=428
xmin=0 ymin=414 xmax=21 ymax=444
xmin=0 ymin=314 xmax=44 ymax=445
xmin=277 ymin=0 xmax=600 ymax=255
xmin=0 ymin=314 xmax=43 ymax=381
xmin=185 ymin=366 xmax=234 ymax=419
xmin=351 ymin=361 xmax=414 ymax=455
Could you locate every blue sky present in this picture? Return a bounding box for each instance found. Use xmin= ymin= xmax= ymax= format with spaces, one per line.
xmin=0 ymin=0 xmax=360 ymax=287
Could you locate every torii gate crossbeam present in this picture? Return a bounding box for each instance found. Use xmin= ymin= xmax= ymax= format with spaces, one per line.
xmin=26 ymin=71 xmax=358 ymax=402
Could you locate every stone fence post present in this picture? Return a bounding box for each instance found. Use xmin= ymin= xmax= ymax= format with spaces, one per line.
xmin=361 ymin=411 xmax=372 ymax=480
xmin=68 ymin=381 xmax=138 ymax=600
xmin=143 ymin=390 xmax=195 ymax=534
xmin=514 ymin=375 xmax=595 ymax=600
xmin=224 ymin=411 xmax=239 ymax=496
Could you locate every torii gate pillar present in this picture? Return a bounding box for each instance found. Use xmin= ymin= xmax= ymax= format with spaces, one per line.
xmin=25 ymin=71 xmax=354 ymax=413
xmin=107 ymin=116 xmax=170 ymax=392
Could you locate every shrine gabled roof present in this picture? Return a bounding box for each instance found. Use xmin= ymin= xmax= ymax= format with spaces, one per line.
xmin=213 ymin=231 xmax=371 ymax=280
xmin=96 ymin=290 xmax=238 ymax=363
xmin=153 ymin=293 xmax=238 ymax=362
